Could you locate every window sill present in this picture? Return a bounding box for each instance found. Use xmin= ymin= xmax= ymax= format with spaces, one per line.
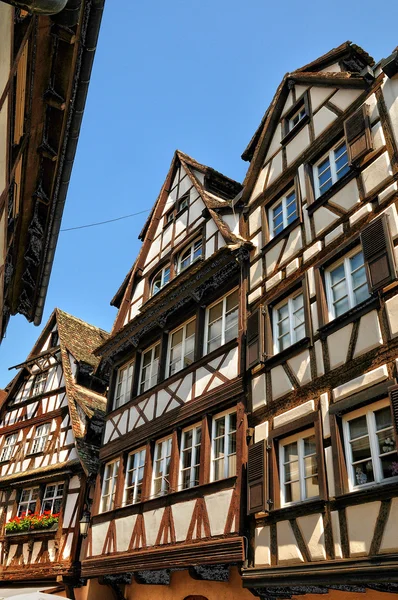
xmin=306 ymin=169 xmax=357 ymax=216
xmin=2 ymin=524 xmax=58 ymax=541
xmin=333 ymin=479 xmax=398 ymax=507
xmin=280 ymin=114 xmax=310 ymax=146
xmin=318 ymin=296 xmax=379 ymax=338
xmin=263 ymin=337 xmax=310 ymax=369
xmin=93 ymin=476 xmax=238 ymax=524
xmin=108 ymin=338 xmax=239 ymax=417
xmin=261 ymin=217 xmax=300 ymax=255
xmin=265 ymin=498 xmax=326 ymax=522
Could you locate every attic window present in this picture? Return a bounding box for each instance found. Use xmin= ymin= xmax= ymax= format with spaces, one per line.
xmin=178 ymin=192 xmax=189 ymax=212
xmin=282 ymin=92 xmax=310 ymax=142
xmin=50 ymin=331 xmax=59 ymax=348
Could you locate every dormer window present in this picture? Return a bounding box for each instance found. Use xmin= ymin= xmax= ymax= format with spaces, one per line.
xmin=151 ymin=265 xmax=170 ymax=296
xmin=176 ymin=239 xmax=202 ymax=274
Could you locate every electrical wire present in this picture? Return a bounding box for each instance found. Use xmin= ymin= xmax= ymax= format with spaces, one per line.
xmin=60 ymin=209 xmax=151 ymax=232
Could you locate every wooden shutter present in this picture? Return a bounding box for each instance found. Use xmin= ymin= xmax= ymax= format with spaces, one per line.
xmin=360 ymin=214 xmax=397 ymax=292
xmin=344 ymin=105 xmax=372 ymax=164
xmin=247 ymin=307 xmax=264 ymax=369
xmin=388 ymin=384 xmax=398 ymax=449
xmin=314 ymin=268 xmax=328 ymax=328
xmin=304 ymin=163 xmax=315 ymax=206
xmin=247 ymin=440 xmax=267 ymax=514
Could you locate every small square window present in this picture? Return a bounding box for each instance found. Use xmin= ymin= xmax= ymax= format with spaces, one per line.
xmin=31 ymin=423 xmax=50 ymax=454
xmin=18 ymin=487 xmax=40 ymax=516
xmin=42 ymin=483 xmax=64 ymax=514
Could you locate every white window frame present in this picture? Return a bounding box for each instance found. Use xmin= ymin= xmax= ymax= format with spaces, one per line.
xmin=17 ymin=487 xmax=40 ymax=516
xmin=138 ymin=342 xmax=160 ymax=394
xmin=100 ymin=459 xmax=120 ymax=513
xmin=279 ymin=428 xmax=319 ymax=507
xmin=41 ymin=482 xmax=64 ymax=514
xmin=179 ymin=423 xmax=201 ymax=490
xmin=211 ymin=408 xmax=237 ymax=482
xmin=31 ymin=371 xmax=48 ymax=397
xmin=177 ymin=192 xmax=189 ymax=212
xmin=272 ymin=291 xmax=305 ymax=354
xmin=288 ymin=105 xmax=306 ymax=132
xmin=314 ymin=140 xmax=349 ymax=198
xmin=325 ymin=248 xmax=369 ymax=321
xmin=124 ymin=447 xmax=146 ymax=505
xmin=268 ymin=188 xmax=298 ymax=239
xmin=151 ymin=265 xmax=170 ymax=296
xmin=167 ymin=318 xmax=196 ymax=376
xmin=31 ymin=423 xmax=50 ymax=454
xmin=113 ymin=360 xmax=134 ymax=409
xmin=343 ymin=399 xmax=398 ymax=492
xmin=204 ymin=288 xmax=239 ymax=355
xmin=176 ymin=238 xmax=203 ymax=274
xmin=152 ymin=436 xmax=172 ymax=498
xmin=0 ymin=433 xmax=17 ymax=462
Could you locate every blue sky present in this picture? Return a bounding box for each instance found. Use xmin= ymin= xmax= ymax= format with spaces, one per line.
xmin=1 ymin=0 xmax=397 ymax=386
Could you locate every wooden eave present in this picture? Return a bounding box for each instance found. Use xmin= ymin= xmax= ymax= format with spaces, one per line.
xmin=8 ymin=346 xmax=60 ymax=372
xmin=0 ymin=458 xmax=81 ymax=488
xmin=96 ymin=244 xmax=250 ymax=363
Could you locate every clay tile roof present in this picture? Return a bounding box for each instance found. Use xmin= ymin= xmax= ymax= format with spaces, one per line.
xmin=56 ymin=308 xmax=109 ymax=368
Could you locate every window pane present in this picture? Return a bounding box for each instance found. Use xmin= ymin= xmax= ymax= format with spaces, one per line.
xmin=349 ymin=415 xmax=368 ymax=440
xmin=380 ymin=452 xmax=398 ymax=479
xmin=303 ymin=436 xmax=316 ymax=456
xmin=285 ymin=480 xmax=300 ymax=503
xmin=209 ymin=301 xmax=223 ymax=324
xmin=284 ymin=441 xmax=298 ymax=463
xmin=304 ymin=475 xmax=319 ymax=498
xmin=284 ymin=460 xmax=299 ymax=483
xmin=215 ymin=417 xmax=225 ymax=438
xmin=214 ymin=459 xmax=224 ymax=481
xmin=353 ymin=462 xmax=374 ymax=486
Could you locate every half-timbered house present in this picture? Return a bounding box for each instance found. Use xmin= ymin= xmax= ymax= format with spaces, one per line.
xmin=243 ymin=42 xmax=398 ymax=599
xmin=0 ymin=0 xmax=104 ymax=339
xmin=79 ymin=150 xmax=254 ymax=600
xmin=0 ymin=308 xmax=108 ymax=596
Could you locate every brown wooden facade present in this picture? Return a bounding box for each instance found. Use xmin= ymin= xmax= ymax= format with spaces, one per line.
xmin=79 ymin=151 xmax=254 ymax=600
xmin=0 ymin=0 xmax=104 ymax=340
xmin=242 ymin=42 xmax=398 ymax=599
xmin=0 ymin=308 xmax=108 ymax=595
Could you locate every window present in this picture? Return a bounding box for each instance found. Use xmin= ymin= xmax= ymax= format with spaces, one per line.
xmin=273 ymin=292 xmax=305 ymax=353
xmin=139 ymin=343 xmax=160 ymax=394
xmin=180 ymin=424 xmax=201 ymax=490
xmin=31 ymin=423 xmax=50 ymax=454
xmin=17 ymin=487 xmax=39 ymax=516
xmin=151 ymin=265 xmax=170 ymax=296
xmin=50 ymin=331 xmax=59 ymax=348
xmin=205 ymin=289 xmax=239 ymax=354
xmin=166 ymin=210 xmax=174 ymax=224
xmin=0 ymin=434 xmax=17 ymax=462
xmin=288 ymin=105 xmax=306 ymax=132
xmin=152 ymin=437 xmax=172 ymax=497
xmin=325 ymin=249 xmax=369 ymax=320
xmin=212 ymin=410 xmax=237 ymax=481
xmin=124 ymin=448 xmax=146 ymax=505
xmin=168 ymin=319 xmax=196 ymax=376
xmin=100 ymin=459 xmax=120 ymax=512
xmin=41 ymin=483 xmax=64 ymax=514
xmin=280 ymin=430 xmax=319 ymax=506
xmin=314 ymin=141 xmax=349 ymax=198
xmin=269 ymin=189 xmax=297 ymax=238
xmin=178 ymin=192 xmax=189 ymax=212
xmin=176 ymin=238 xmax=202 ymax=274
xmin=31 ymin=371 xmax=48 ymax=397
xmin=343 ymin=400 xmax=398 ymax=491
xmin=114 ymin=361 xmax=134 ymax=408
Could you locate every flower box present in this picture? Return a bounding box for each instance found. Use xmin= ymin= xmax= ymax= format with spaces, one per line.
xmin=5 ymin=512 xmax=59 ymax=535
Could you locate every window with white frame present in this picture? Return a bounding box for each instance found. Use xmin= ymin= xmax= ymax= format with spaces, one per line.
xmin=31 ymin=423 xmax=50 ymax=454
xmin=0 ymin=434 xmax=17 ymax=462
xmin=288 ymin=105 xmax=307 ymax=132
xmin=343 ymin=400 xmax=398 ymax=490
xmin=168 ymin=319 xmax=196 ymax=376
xmin=280 ymin=429 xmax=319 ymax=506
xmin=17 ymin=487 xmax=39 ymax=516
xmin=178 ymin=192 xmax=189 ymax=212
xmin=124 ymin=447 xmax=146 ymax=505
xmin=269 ymin=189 xmax=297 ymax=239
xmin=31 ymin=371 xmax=48 ymax=397
xmin=314 ymin=140 xmax=349 ymax=198
xmin=205 ymin=289 xmax=239 ymax=354
xmin=114 ymin=361 xmax=134 ymax=409
xmin=325 ymin=249 xmax=369 ymax=320
xmin=273 ymin=292 xmax=305 ymax=353
xmin=151 ymin=265 xmax=170 ymax=296
xmin=100 ymin=459 xmax=120 ymax=512
xmin=152 ymin=437 xmax=172 ymax=497
xmin=176 ymin=238 xmax=202 ymax=274
xmin=180 ymin=424 xmax=201 ymax=490
xmin=212 ymin=410 xmax=237 ymax=481
xmin=139 ymin=343 xmax=160 ymax=394
xmin=41 ymin=483 xmax=64 ymax=514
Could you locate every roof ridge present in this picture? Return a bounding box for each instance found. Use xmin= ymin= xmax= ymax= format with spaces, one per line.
xmin=56 ymin=308 xmax=109 ymax=336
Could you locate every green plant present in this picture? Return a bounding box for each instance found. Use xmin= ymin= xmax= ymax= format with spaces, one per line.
xmin=5 ymin=511 xmax=59 ymax=533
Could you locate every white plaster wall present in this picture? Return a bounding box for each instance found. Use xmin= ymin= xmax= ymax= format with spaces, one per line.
xmin=205 ymin=488 xmax=233 ymax=536
xmin=286 ymin=125 xmax=311 ymax=166
xmin=255 ymin=526 xmax=271 ymax=565
xmin=346 ymin=502 xmax=380 ymax=557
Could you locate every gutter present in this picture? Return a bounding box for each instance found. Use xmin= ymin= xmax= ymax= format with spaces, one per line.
xmin=0 ymin=0 xmax=68 ymax=14
xmin=33 ymin=0 xmax=105 ymax=325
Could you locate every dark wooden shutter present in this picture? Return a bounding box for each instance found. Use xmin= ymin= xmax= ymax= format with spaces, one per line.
xmin=314 ymin=268 xmax=329 ymax=328
xmin=388 ymin=384 xmax=398 ymax=449
xmin=247 ymin=440 xmax=267 ymax=514
xmin=344 ymin=104 xmax=372 ymax=164
xmin=360 ymin=214 xmax=397 ymax=292
xmin=304 ymin=163 xmax=315 ymax=206
xmin=247 ymin=307 xmax=264 ymax=369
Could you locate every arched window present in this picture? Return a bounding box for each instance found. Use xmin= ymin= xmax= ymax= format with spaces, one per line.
xmin=176 ymin=238 xmax=202 ymax=274
xmin=151 ymin=265 xmax=170 ymax=296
